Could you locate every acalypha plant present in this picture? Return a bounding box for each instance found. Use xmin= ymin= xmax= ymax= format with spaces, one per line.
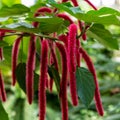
xmin=1 ymin=0 xmax=119 ymax=119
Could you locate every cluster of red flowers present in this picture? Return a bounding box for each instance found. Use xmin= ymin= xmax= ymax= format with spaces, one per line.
xmin=0 ymin=0 xmax=104 ymax=120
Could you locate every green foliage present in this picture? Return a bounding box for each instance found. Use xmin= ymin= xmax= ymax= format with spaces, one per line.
xmin=87 ymin=24 xmax=119 ymax=50
xmin=0 ymin=4 xmax=30 ymax=17
xmin=0 ymin=101 xmax=9 ymax=120
xmin=76 ymin=67 xmax=95 ymax=107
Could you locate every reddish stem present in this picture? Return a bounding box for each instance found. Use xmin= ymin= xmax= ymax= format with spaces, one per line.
xmin=26 ymin=35 xmax=36 ymax=104
xmin=84 ymin=0 xmax=97 ymax=10
xmin=56 ymin=42 xmax=68 ymax=120
xmin=80 ymin=47 xmax=104 ymax=116
xmin=0 ymin=71 xmax=7 ymax=102
xmin=78 ymin=21 xmax=87 ymax=41
xmin=39 ymin=40 xmax=48 ymax=120
xmin=12 ymin=36 xmax=23 ymax=86
xmin=68 ymin=24 xmax=78 ymax=106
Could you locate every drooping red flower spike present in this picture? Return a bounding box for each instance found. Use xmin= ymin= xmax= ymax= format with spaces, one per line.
xmin=0 ymin=32 xmax=5 ymax=60
xmin=0 ymin=70 xmax=7 ymax=102
xmin=76 ymin=39 xmax=81 ymax=67
xmin=58 ymin=34 xmax=68 ymax=50
xmin=84 ymin=0 xmax=97 ymax=10
xmin=12 ymin=36 xmax=23 ymax=86
xmin=39 ymin=40 xmax=49 ymax=120
xmin=80 ymin=47 xmax=104 ymax=116
xmin=26 ymin=35 xmax=36 ymax=104
xmin=56 ymin=42 xmax=68 ymax=120
xmin=62 ymin=0 xmax=69 ymax=2
xmin=71 ymin=0 xmax=79 ymax=6
xmin=49 ymin=41 xmax=59 ymax=92
xmin=34 ymin=7 xmax=52 ymax=17
xmin=68 ymin=24 xmax=78 ymax=106
xmin=57 ymin=13 xmax=74 ymax=24
xmin=33 ymin=7 xmax=52 ymax=29
xmin=49 ymin=53 xmax=54 ymax=92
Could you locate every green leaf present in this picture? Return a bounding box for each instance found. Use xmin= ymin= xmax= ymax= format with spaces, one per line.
xmin=87 ymin=24 xmax=119 ymax=50
xmin=48 ymin=0 xmax=120 ymax=26
xmin=0 ymin=22 xmax=42 ymax=34
xmin=0 ymin=101 xmax=9 ymax=120
xmin=12 ymin=98 xmax=25 ymax=120
xmin=0 ymin=4 xmax=30 ymax=17
xmin=2 ymin=0 xmax=21 ymax=7
xmin=48 ymin=65 xmax=60 ymax=93
xmin=27 ymin=16 xmax=69 ymax=33
xmin=0 ymin=41 xmax=9 ymax=47
xmin=87 ymin=7 xmax=120 ymax=16
xmin=15 ymin=63 xmax=39 ymax=93
xmin=76 ymin=67 xmax=95 ymax=107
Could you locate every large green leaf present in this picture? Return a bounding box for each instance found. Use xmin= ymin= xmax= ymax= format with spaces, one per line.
xmin=0 ymin=4 xmax=30 ymax=17
xmin=87 ymin=24 xmax=119 ymax=50
xmin=76 ymin=67 xmax=95 ymax=107
xmin=48 ymin=0 xmax=120 ymax=26
xmin=27 ymin=16 xmax=69 ymax=33
xmin=15 ymin=63 xmax=39 ymax=93
xmin=0 ymin=101 xmax=9 ymax=120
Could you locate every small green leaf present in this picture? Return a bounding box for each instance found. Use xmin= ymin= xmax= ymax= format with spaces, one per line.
xmin=48 ymin=65 xmax=60 ymax=93
xmin=0 ymin=4 xmax=30 ymax=17
xmin=87 ymin=24 xmax=119 ymax=50
xmin=0 ymin=101 xmax=9 ymax=120
xmin=76 ymin=67 xmax=95 ymax=107
xmin=15 ymin=63 xmax=39 ymax=93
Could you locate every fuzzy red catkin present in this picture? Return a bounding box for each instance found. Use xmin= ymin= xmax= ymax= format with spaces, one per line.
xmin=57 ymin=13 xmax=74 ymax=24
xmin=0 ymin=32 xmax=5 ymax=60
xmin=26 ymin=35 xmax=36 ymax=104
xmin=49 ymin=41 xmax=59 ymax=92
xmin=49 ymin=54 xmax=54 ymax=92
xmin=12 ymin=36 xmax=23 ymax=86
xmin=0 ymin=70 xmax=7 ymax=102
xmin=84 ymin=0 xmax=97 ymax=10
xmin=80 ymin=47 xmax=104 ymax=116
xmin=34 ymin=7 xmax=52 ymax=17
xmin=76 ymin=40 xmax=81 ymax=67
xmin=0 ymin=48 xmax=2 ymax=60
xmin=62 ymin=0 xmax=69 ymax=2
xmin=71 ymin=0 xmax=79 ymax=6
xmin=68 ymin=24 xmax=78 ymax=106
xmin=33 ymin=7 xmax=52 ymax=28
xmin=39 ymin=40 xmax=48 ymax=120
xmin=58 ymin=34 xmax=68 ymax=50
xmin=56 ymin=42 xmax=68 ymax=120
